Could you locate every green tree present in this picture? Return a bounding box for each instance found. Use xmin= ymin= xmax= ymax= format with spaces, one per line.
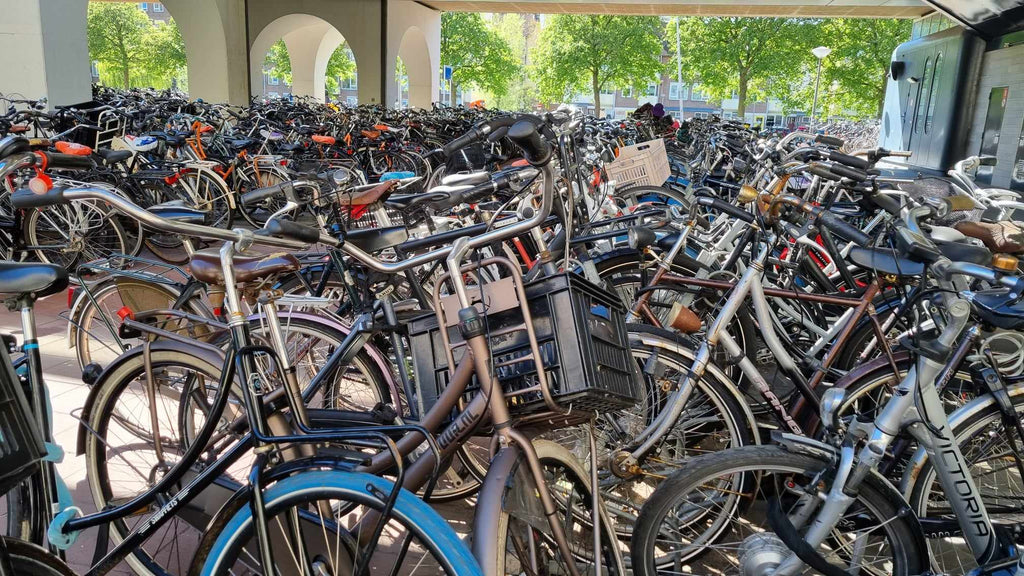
xmin=819 ymin=19 xmax=912 ymax=118
xmin=440 ymin=13 xmax=518 ymax=106
xmin=485 ymin=13 xmax=540 ymax=110
xmin=531 ymin=15 xmax=663 ymax=117
xmin=667 ymin=17 xmax=819 ymax=118
xmin=143 ymin=21 xmax=187 ymax=87
xmin=263 ymin=40 xmax=293 ymax=85
xmin=87 ymin=2 xmax=153 ymax=88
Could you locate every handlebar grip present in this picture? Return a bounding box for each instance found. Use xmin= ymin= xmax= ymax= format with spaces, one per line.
xmin=11 ymin=187 xmax=67 ymax=209
xmin=263 ymin=218 xmax=320 ymax=244
xmin=694 ymin=196 xmax=755 ymax=223
xmin=808 ymin=165 xmax=839 ymax=181
xmin=507 ymin=120 xmax=552 ymax=167
xmin=241 ymin=182 xmax=288 ymax=206
xmin=817 ymin=211 xmax=871 ymax=247
xmin=814 ymin=134 xmax=845 ymax=148
xmin=38 ymin=151 xmax=95 ymax=171
xmin=830 ymin=163 xmax=869 ymax=182
xmin=828 ymin=152 xmax=870 ymax=170
xmin=866 ymin=191 xmax=902 ymax=215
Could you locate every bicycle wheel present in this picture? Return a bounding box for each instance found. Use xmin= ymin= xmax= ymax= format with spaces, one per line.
xmin=23 ymin=202 xmax=128 ymax=270
xmin=630 ymin=445 xmax=926 ymax=576
xmin=489 ymin=439 xmax=625 ymax=576
xmin=191 ymin=470 xmax=480 ymax=576
xmin=545 ymin=326 xmax=754 ymax=540
xmin=174 ymin=168 xmax=233 ymax=229
xmin=0 ymin=536 xmax=76 ymax=576
xmin=908 ymin=390 xmax=1024 ymax=575
xmin=83 ymin=348 xmax=245 ymax=576
xmin=72 ymin=278 xmax=212 ymax=371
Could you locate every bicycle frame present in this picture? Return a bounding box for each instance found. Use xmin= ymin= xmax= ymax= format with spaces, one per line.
xmin=772 ymin=298 xmax=1021 ymax=575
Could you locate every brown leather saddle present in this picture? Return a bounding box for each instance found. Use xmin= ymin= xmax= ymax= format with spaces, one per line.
xmin=955 ymin=221 xmax=1024 ymax=254
xmin=189 ymin=250 xmax=300 ymax=285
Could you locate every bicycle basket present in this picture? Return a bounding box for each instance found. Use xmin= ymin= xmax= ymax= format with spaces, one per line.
xmin=0 ymin=346 xmax=46 ymax=495
xmin=408 ymin=272 xmax=641 ymax=420
xmin=606 ymin=139 xmax=671 ymax=190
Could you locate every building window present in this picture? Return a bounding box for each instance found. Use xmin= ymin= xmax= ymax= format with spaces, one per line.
xmin=690 ymin=84 xmax=708 ymax=102
xmin=153 ymin=2 xmax=163 ymax=11
xmin=669 ymin=82 xmax=688 ymax=101
xmin=269 ymin=76 xmax=279 ymax=86
xmin=341 ymin=76 xmax=357 ymax=90
xmin=645 ymin=83 xmax=658 ymax=97
xmin=620 ymin=87 xmax=633 ymax=98
xmin=346 ymin=96 xmax=358 ymax=106
xmin=139 ymin=2 xmax=148 ymax=10
xmin=600 ymin=86 xmax=615 ymax=96
xmin=267 ymin=92 xmax=279 ymax=99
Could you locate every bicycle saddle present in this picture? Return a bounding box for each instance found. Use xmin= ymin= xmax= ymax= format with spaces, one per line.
xmin=0 ymin=262 xmax=68 ymax=298
xmin=334 ymin=180 xmax=397 ymax=207
xmin=955 ymin=221 xmax=1024 ymax=254
xmin=970 ymin=288 xmax=1024 ymax=330
xmin=847 ymin=246 xmax=926 ymax=277
xmin=189 ymin=250 xmax=300 ymax=285
xmin=95 ymin=148 xmax=132 ymax=165
xmin=344 ymin=226 xmax=409 ymax=253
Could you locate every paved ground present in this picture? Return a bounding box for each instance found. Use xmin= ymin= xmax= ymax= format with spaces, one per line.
xmin=0 ymin=292 xmax=125 ymax=574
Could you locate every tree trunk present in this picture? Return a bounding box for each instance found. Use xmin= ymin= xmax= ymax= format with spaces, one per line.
xmin=736 ymin=69 xmax=748 ymax=119
xmin=450 ymin=79 xmax=457 ymax=107
xmin=592 ymin=71 xmax=602 ymax=118
xmin=875 ymin=89 xmax=885 ymax=118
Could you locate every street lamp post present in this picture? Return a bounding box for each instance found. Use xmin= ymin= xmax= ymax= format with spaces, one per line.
xmin=810 ymin=45 xmax=831 ymax=127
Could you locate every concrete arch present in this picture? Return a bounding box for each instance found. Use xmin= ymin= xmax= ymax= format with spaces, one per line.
xmin=385 ymin=0 xmax=441 ymax=109
xmin=246 ymin=0 xmax=382 ymax=105
xmin=249 ymin=13 xmax=356 ymax=103
xmin=397 ymin=27 xmax=432 ymax=109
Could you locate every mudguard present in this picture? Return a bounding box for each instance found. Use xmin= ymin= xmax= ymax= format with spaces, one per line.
xmin=75 ymin=339 xmax=228 ymax=455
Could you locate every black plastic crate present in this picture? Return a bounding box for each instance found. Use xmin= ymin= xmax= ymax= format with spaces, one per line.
xmin=0 ymin=346 xmax=46 ymax=495
xmin=409 ymin=272 xmax=640 ymax=418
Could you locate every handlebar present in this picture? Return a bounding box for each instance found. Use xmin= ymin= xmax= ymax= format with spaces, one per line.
xmin=10 ymin=186 xmax=309 ymax=250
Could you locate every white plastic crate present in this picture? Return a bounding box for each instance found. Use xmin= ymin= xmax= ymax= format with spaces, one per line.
xmin=606 ymin=138 xmax=671 ymax=190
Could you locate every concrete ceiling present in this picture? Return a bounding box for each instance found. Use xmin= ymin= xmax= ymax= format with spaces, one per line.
xmin=422 ymin=0 xmax=930 ymax=18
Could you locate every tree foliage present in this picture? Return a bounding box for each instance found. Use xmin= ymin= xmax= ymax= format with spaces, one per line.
xmin=532 ymin=15 xmax=663 ymax=117
xmin=817 ymin=19 xmax=912 ymax=118
xmin=484 ymin=14 xmax=540 ymax=111
xmin=263 ymin=40 xmax=357 ymax=98
xmin=440 ymin=13 xmax=518 ymax=105
xmin=668 ymin=17 xmax=819 ymax=117
xmin=87 ymin=2 xmax=185 ymax=89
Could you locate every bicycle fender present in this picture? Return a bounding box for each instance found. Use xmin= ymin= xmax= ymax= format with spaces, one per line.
xmin=75 ymin=340 xmax=226 ymax=455
xmin=471 ymin=445 xmax=520 ymax=576
xmin=197 ymin=470 xmax=483 ymax=576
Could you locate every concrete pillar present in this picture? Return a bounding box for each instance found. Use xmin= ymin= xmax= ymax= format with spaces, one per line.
xmin=386 ymin=0 xmax=440 ymax=109
xmin=164 ymin=0 xmax=249 ymax=105
xmin=0 ymin=0 xmax=91 ymax=107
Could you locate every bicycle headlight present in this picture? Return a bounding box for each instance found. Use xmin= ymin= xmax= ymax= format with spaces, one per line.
xmin=819 ymin=387 xmax=847 ymax=432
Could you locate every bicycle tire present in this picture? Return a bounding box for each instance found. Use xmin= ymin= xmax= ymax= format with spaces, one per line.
xmin=189 ymin=470 xmax=482 ymax=576
xmin=0 ymin=536 xmax=76 ymax=576
xmin=630 ymin=445 xmax=926 ymax=576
